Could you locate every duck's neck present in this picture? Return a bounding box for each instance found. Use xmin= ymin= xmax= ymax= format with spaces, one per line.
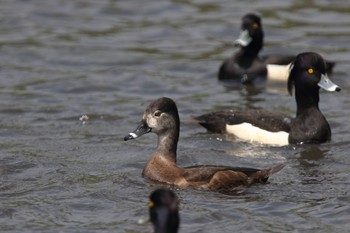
xmin=239 ymin=33 xmax=263 ymax=56
xmin=295 ymin=86 xmax=320 ymax=116
xmin=155 ymin=129 xmax=179 ymax=163
xmin=154 ymin=208 xmax=179 ymax=233
xmin=236 ymin=43 xmax=262 ymax=68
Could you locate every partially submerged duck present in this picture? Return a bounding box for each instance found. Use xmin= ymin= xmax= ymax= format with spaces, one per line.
xmin=124 ymin=97 xmax=284 ymax=193
xmin=149 ymin=189 xmax=180 ymax=233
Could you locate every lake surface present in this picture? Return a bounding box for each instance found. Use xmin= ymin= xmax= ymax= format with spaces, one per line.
xmin=1 ymin=0 xmax=350 ymax=232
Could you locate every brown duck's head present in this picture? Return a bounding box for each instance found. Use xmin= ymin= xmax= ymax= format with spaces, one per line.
xmin=124 ymin=97 xmax=180 ymax=141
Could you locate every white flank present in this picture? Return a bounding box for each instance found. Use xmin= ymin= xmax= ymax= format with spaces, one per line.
xmin=226 ymin=122 xmax=289 ymax=146
xmin=267 ymin=64 xmax=291 ymax=81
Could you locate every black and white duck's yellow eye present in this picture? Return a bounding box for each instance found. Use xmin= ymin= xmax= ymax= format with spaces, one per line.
xmin=148 ymin=201 xmax=154 ymax=208
xmin=154 ymin=110 xmax=162 ymax=117
xmin=307 ymin=68 xmax=314 ymax=75
xmin=252 ymin=23 xmax=259 ymax=29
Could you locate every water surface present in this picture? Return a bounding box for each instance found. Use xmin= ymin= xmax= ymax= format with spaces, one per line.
xmin=0 ymin=0 xmax=350 ymax=232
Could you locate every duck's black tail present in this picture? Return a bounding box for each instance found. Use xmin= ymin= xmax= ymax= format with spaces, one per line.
xmin=325 ymin=61 xmax=335 ymax=73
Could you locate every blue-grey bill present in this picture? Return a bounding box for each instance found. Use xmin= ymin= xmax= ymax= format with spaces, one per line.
xmin=318 ymin=74 xmax=341 ymax=92
xmin=234 ymin=30 xmax=252 ymax=47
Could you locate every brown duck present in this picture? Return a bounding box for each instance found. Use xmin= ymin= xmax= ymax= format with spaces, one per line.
xmin=124 ymin=97 xmax=285 ymax=193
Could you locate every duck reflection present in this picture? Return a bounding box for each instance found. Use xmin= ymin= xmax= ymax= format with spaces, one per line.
xmin=298 ymin=145 xmax=326 ymax=167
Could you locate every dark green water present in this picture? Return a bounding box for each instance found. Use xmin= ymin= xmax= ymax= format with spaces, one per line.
xmin=0 ymin=0 xmax=350 ymax=232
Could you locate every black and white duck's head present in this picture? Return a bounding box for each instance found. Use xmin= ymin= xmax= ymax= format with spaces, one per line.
xmin=149 ymin=189 xmax=180 ymax=233
xmin=288 ymin=52 xmax=341 ymax=96
xmin=234 ymin=13 xmax=263 ymax=52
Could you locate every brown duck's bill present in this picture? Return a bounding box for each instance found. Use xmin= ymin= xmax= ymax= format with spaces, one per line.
xmin=124 ymin=120 xmax=152 ymax=141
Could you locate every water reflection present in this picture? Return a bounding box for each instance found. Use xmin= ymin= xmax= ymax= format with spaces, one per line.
xmin=298 ymin=145 xmax=326 ymax=165
xmin=220 ymin=79 xmax=266 ymax=95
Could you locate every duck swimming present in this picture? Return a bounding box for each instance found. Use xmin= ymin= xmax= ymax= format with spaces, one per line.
xmin=149 ymin=189 xmax=180 ymax=233
xmin=124 ymin=97 xmax=285 ymax=193
xmin=218 ymin=13 xmax=335 ymax=83
xmin=198 ymin=52 xmax=340 ymax=145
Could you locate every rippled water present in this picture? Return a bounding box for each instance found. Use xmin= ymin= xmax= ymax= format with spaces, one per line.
xmin=1 ymin=0 xmax=350 ymax=232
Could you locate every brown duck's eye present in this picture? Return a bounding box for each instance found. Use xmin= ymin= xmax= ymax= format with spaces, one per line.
xmin=307 ymin=68 xmax=314 ymax=74
xmin=154 ymin=111 xmax=162 ymax=117
xmin=252 ymin=23 xmax=259 ymax=29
